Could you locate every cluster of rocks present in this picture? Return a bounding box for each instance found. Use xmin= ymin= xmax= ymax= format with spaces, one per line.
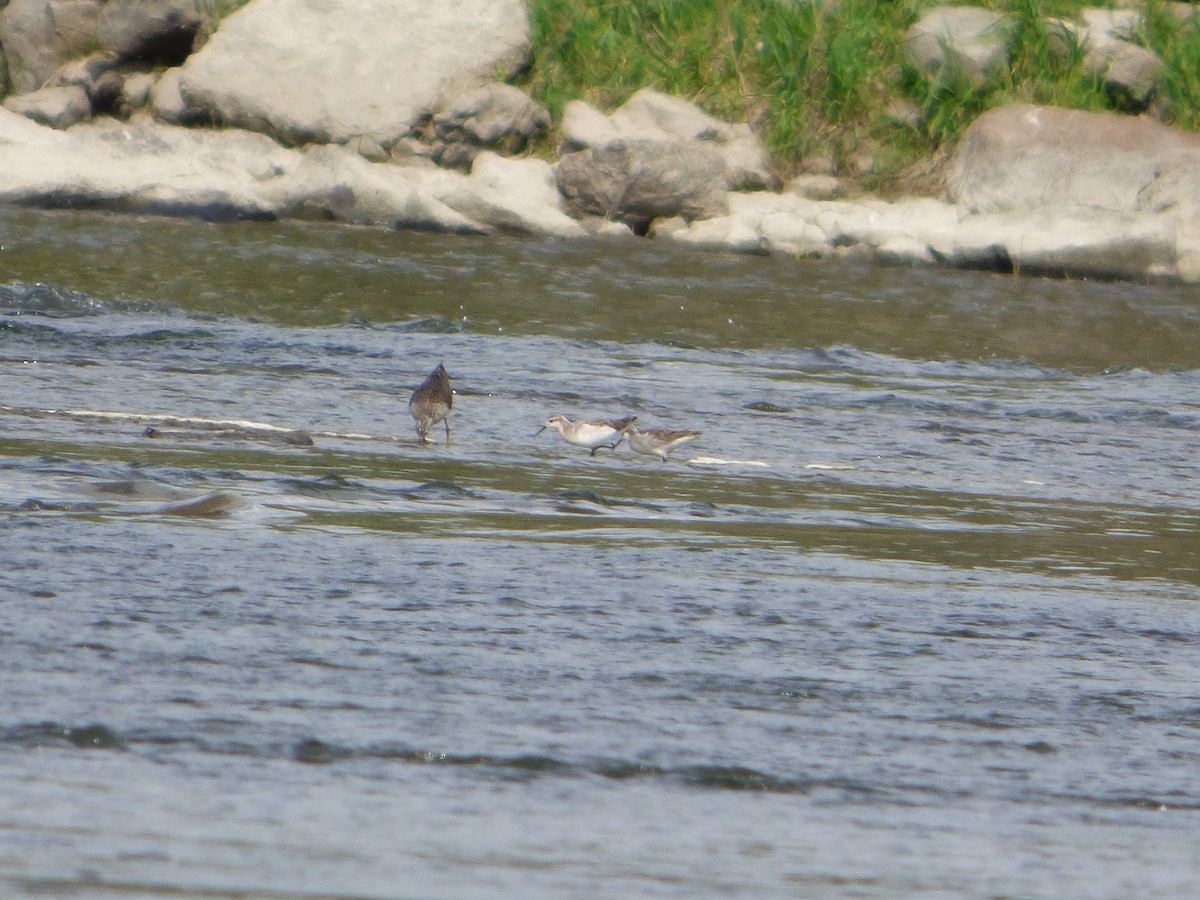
xmin=1 ymin=0 xmax=1200 ymax=283
xmin=0 ymin=0 xmax=206 ymax=128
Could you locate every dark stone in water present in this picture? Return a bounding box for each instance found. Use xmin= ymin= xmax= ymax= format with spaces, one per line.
xmin=293 ymin=738 xmax=353 ymax=765
xmin=1024 ymin=740 xmax=1058 ymax=755
xmin=64 ymin=724 xmax=126 ymax=750
xmin=744 ymin=401 xmax=793 ymax=413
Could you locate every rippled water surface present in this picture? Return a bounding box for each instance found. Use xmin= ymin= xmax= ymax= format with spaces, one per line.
xmin=2 ymin=207 xmax=1200 ymax=898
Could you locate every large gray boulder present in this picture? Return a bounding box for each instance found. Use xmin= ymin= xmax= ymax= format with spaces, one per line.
xmin=174 ymin=0 xmax=531 ymax=148
xmin=947 ymin=103 xmax=1200 ymax=280
xmin=947 ymin=103 xmax=1200 ymax=216
xmin=556 ymin=139 xmax=729 ymax=230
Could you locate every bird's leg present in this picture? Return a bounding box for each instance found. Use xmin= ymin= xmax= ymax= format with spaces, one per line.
xmin=444 ymin=419 xmax=451 ymax=446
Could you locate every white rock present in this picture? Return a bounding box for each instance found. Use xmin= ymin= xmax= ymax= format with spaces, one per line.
xmin=577 ymin=215 xmax=636 ymax=238
xmin=264 ymin=144 xmax=485 ymax=232
xmin=0 ymin=113 xmax=290 ymax=219
xmin=904 ymin=6 xmax=1013 ymax=87
xmin=0 ymin=106 xmax=69 ymax=147
xmin=874 ymin=235 xmax=938 ymax=266
xmin=3 ymin=85 xmax=91 ymax=129
xmin=756 ymin=212 xmax=831 ymax=257
xmin=1080 ymin=8 xmax=1142 ymax=42
xmin=559 ymin=89 xmax=772 ymax=191
xmin=560 ymin=99 xmax=619 ymax=151
xmin=728 ymin=190 xmax=820 ymax=217
xmin=176 ymin=0 xmax=530 ymax=147
xmin=440 ymin=151 xmax=587 ymax=238
xmin=869 ymin=197 xmax=960 ymax=250
xmin=1174 ymin=221 xmax=1200 ymax=282
xmin=121 ymin=72 xmax=157 ymax=111
xmin=790 ymin=174 xmax=845 ymax=200
xmin=670 ymin=214 xmax=768 ymax=254
xmin=721 ymin=122 xmax=775 ymax=190
xmin=149 ymin=67 xmax=189 ymax=123
xmin=610 ymin=88 xmax=728 ymax=142
xmin=953 ymin=209 xmax=1177 ymax=280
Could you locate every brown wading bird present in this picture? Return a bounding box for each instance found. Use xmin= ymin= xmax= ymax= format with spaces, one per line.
xmin=625 ymin=425 xmax=702 ymax=462
xmin=409 ymin=362 xmax=453 ymax=444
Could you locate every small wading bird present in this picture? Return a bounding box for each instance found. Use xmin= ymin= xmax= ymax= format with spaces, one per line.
xmin=537 ymin=414 xmax=636 ymax=456
xmin=625 ymin=424 xmax=702 ymax=462
xmin=409 ymin=362 xmax=453 ymax=444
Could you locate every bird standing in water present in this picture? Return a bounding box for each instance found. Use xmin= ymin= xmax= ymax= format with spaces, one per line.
xmin=409 ymin=363 xmax=453 ymax=444
xmin=536 ymin=414 xmax=637 ymax=456
xmin=625 ymin=425 xmax=701 ymax=462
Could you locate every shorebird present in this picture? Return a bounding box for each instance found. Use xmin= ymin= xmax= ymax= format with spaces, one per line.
xmin=625 ymin=425 xmax=702 ymax=462
xmin=536 ymin=414 xmax=636 ymax=456
xmin=409 ymin=363 xmax=453 ymax=444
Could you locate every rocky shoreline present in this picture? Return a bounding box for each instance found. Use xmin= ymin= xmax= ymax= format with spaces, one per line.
xmin=2 ymin=0 xmax=1200 ymax=283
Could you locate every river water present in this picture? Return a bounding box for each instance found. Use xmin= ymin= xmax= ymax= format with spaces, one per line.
xmin=1 ymin=206 xmax=1199 ymax=898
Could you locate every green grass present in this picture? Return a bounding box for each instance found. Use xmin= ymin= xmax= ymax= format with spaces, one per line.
xmin=521 ymin=0 xmax=1200 ymax=187
xmin=1143 ymin=0 xmax=1200 ymax=128
xmin=523 ymin=0 xmax=923 ymax=174
xmin=209 ymin=0 xmax=1200 ymax=188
